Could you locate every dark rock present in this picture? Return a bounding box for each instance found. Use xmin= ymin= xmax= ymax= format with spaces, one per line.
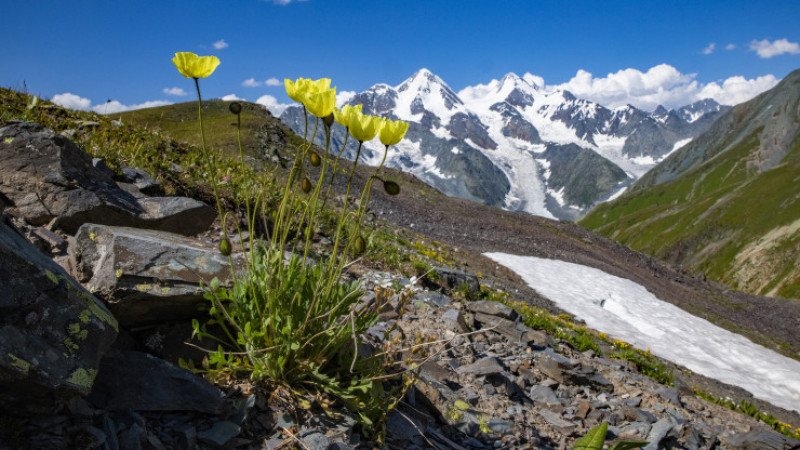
xmin=432 ymin=267 xmax=481 ymax=296
xmin=299 ymin=430 xmax=356 ymax=450
xmin=118 ymin=166 xmax=161 ymax=195
xmin=91 ymin=158 xmax=114 ymax=177
xmin=414 ymin=291 xmax=451 ymax=308
xmin=656 ymin=386 xmax=682 ymax=407
xmin=0 ymin=220 xmax=118 ymax=414
xmin=467 ymin=300 xmax=518 ymax=320
xmin=0 ymin=123 xmax=214 ymax=235
xmin=622 ymin=407 xmax=657 ymax=424
xmin=538 ymin=409 xmax=576 ymax=432
xmin=87 ymin=350 xmax=225 ymax=414
xmin=420 ymin=361 xmax=452 ymax=384
xmin=31 ymin=227 xmax=67 ymax=253
xmin=117 ymin=423 xmax=147 ymax=450
xmin=456 ymin=357 xmax=505 ymax=376
xmin=198 ymin=421 xmax=241 ymax=447
xmin=74 ymin=224 xmax=246 ymax=326
xmin=722 ymin=430 xmax=800 ymax=450
xmin=442 ymin=308 xmax=470 ymax=333
xmin=642 ymin=418 xmax=674 ymax=450
xmin=529 ymin=385 xmax=561 ymax=406
xmin=473 ymin=312 xmax=544 ymax=345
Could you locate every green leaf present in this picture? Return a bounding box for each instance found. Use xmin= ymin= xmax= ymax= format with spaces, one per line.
xmin=573 ymin=421 xmax=607 ymax=450
xmin=607 ymin=441 xmax=649 ymax=450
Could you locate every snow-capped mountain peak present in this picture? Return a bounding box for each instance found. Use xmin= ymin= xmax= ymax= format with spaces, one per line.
xmin=395 ymin=68 xmax=464 ymax=122
xmin=280 ymin=68 xmax=729 ymax=220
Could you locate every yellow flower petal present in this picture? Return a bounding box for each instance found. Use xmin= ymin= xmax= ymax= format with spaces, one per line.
xmin=302 ymin=87 xmax=337 ymax=118
xmin=379 ymin=118 xmax=409 ymax=146
xmin=348 ymin=110 xmax=382 ymax=142
xmin=309 ymin=78 xmax=331 ymax=93
xmin=172 ymin=52 xmax=219 ymax=79
xmin=334 ymin=104 xmax=363 ymax=127
xmin=285 ymin=78 xmax=311 ymax=103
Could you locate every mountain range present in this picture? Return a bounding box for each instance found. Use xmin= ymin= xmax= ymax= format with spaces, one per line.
xmin=581 ymin=68 xmax=800 ymax=300
xmin=281 ymin=69 xmax=728 ymax=220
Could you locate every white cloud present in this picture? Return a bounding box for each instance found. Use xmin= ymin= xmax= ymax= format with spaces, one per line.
xmin=265 ymin=77 xmax=281 ymax=86
xmin=336 ymin=90 xmax=356 ymax=107
xmin=221 ymin=94 xmax=244 ymax=101
xmin=52 ymin=93 xmax=92 ymax=110
xmin=549 ymin=64 xmax=779 ymax=110
xmin=52 ymin=93 xmax=172 ymax=114
xmin=522 ymin=73 xmax=545 ymax=89
xmin=213 ymin=39 xmax=229 ymax=50
xmin=242 ymin=78 xmax=261 ymax=87
xmin=267 ymin=0 xmax=308 ymax=4
xmin=256 ymin=94 xmax=291 ymax=116
xmin=749 ymin=38 xmax=800 ymax=58
xmin=94 ymin=100 xmax=172 ymax=114
xmin=162 ymin=87 xmax=187 ymax=96
xmin=725 ymin=43 xmax=736 ymax=51
xmin=697 ymin=74 xmax=780 ymax=106
xmin=702 ymin=42 xmax=716 ymax=55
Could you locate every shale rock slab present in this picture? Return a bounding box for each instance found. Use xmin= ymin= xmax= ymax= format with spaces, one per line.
xmin=0 ymin=220 xmax=118 ymax=414
xmin=73 ymin=223 xmax=246 ymax=326
xmin=0 ymin=122 xmax=214 ymax=235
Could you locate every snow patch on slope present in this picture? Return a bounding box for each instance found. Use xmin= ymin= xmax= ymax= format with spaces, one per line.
xmin=484 ymin=253 xmax=800 ymax=414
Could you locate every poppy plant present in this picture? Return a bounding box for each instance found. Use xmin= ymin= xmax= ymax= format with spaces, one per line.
xmin=172 ymin=52 xmax=220 ymax=79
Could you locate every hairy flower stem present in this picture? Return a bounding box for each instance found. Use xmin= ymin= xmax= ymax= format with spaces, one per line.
xmin=194 ymin=78 xmax=224 ymax=220
xmin=320 ymin=131 xmax=349 ymax=212
xmin=355 ymin=144 xmax=390 ymax=228
xmin=301 ymin=123 xmax=331 ymax=266
xmin=328 ymin=141 xmax=363 ymax=277
xmin=280 ymin=118 xmax=318 ymax=255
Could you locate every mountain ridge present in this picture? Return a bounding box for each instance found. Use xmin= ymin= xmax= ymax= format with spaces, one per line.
xmin=280 ymin=68 xmax=729 ymax=220
xmin=581 ymin=68 xmax=800 ymax=299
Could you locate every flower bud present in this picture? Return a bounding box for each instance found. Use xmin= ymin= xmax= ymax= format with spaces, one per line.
xmin=323 ymin=113 xmax=335 ymax=128
xmin=309 ymin=152 xmax=321 ymax=167
xmin=219 ymin=238 xmax=232 ymax=256
xmin=301 ymin=177 xmax=312 ymax=193
xmin=229 ymin=102 xmax=242 ymax=114
xmin=383 ymin=180 xmax=400 ymax=195
xmin=353 ymin=235 xmax=366 ymax=254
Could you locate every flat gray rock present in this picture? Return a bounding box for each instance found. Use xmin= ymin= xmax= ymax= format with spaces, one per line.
xmin=456 ymin=357 xmax=505 ymax=376
xmin=74 ymin=223 xmax=246 ymax=325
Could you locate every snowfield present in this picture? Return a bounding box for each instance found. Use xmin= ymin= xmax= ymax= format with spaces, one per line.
xmin=484 ymin=252 xmax=800 ymax=414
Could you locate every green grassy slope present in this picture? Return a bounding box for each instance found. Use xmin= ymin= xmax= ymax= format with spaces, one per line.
xmin=581 ymin=70 xmax=800 ymax=299
xmin=117 ymin=100 xmax=305 ymax=161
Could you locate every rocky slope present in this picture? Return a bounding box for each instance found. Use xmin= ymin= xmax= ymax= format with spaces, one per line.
xmin=580 ymin=68 xmax=800 ymax=300
xmin=3 ymin=93 xmax=799 ymax=448
xmin=281 ymin=69 xmax=728 ymax=220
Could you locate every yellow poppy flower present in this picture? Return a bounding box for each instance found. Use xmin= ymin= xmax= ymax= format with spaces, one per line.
xmin=302 ymin=88 xmax=337 ymax=118
xmin=333 ymin=104 xmax=363 ymax=127
xmin=379 ymin=118 xmax=410 ymax=146
xmin=172 ymin=52 xmax=220 ymax=79
xmin=348 ymin=110 xmax=382 ymax=142
xmin=285 ymin=77 xmax=332 ymax=104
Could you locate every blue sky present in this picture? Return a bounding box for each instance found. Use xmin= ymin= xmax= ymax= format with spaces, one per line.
xmin=2 ymin=0 xmax=799 ymax=114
